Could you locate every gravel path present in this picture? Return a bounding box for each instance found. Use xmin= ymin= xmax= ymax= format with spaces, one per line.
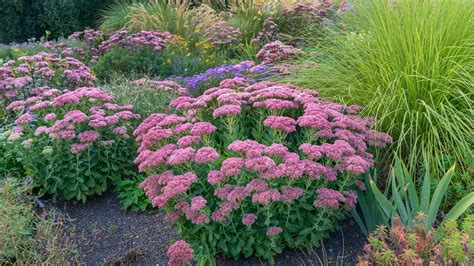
xmin=59 ymin=192 xmax=364 ymax=265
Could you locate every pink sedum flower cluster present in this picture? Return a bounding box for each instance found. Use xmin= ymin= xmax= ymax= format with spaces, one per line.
xmin=134 ymin=78 xmax=190 ymax=95
xmin=167 ymin=240 xmax=194 ymax=266
xmin=204 ymin=21 xmax=241 ymax=45
xmin=256 ymin=41 xmax=305 ymax=64
xmin=99 ymin=29 xmax=174 ymax=53
xmin=9 ymin=86 xmax=139 ymax=154
xmin=0 ymin=52 xmax=95 ymax=107
xmin=135 ymin=77 xmax=392 ymax=262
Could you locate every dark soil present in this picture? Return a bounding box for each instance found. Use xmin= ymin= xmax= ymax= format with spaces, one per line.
xmin=59 ymin=192 xmax=364 ymax=265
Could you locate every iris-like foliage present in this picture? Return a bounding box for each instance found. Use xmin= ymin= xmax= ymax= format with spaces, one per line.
xmin=135 ymin=77 xmax=391 ymax=264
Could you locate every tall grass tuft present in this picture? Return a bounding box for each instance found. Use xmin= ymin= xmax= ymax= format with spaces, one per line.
xmin=99 ymin=0 xmax=145 ymax=32
xmin=288 ymin=0 xmax=474 ymax=175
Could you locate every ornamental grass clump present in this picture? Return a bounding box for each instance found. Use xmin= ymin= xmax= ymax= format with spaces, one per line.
xmin=290 ymin=0 xmax=474 ymax=175
xmin=134 ymin=77 xmax=392 ymax=264
xmin=5 ymin=86 xmax=140 ymax=202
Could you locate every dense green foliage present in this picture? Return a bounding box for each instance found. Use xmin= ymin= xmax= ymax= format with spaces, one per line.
xmin=113 ymin=174 xmax=153 ymax=212
xmin=0 ymin=0 xmax=113 ymax=43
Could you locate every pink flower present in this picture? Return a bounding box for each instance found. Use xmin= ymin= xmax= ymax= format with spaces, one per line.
xmin=190 ymin=196 xmax=207 ymax=211
xmin=365 ymin=130 xmax=393 ymax=148
xmin=100 ymin=140 xmax=114 ymax=146
xmin=190 ymin=122 xmax=217 ymax=136
xmin=34 ymin=126 xmax=49 ymax=136
xmin=70 ymin=143 xmax=88 ymax=154
xmin=252 ymin=189 xmax=281 ymax=205
xmin=59 ymin=130 xmax=76 ymax=140
xmin=245 ymin=179 xmax=268 ymax=193
xmin=194 ymin=147 xmax=220 ymax=163
xmin=242 ymin=214 xmax=257 ymax=226
xmin=77 ymin=130 xmax=100 ymax=143
xmin=313 ymin=188 xmax=345 ymax=209
xmin=220 ymin=157 xmax=245 ymax=176
xmin=15 ymin=113 xmax=34 ymax=124
xmin=266 ymin=226 xmax=283 ymax=237
xmin=211 ymin=201 xmax=239 ymax=222
xmin=167 ymin=147 xmax=195 ymax=165
xmin=344 ymin=191 xmax=357 ymax=209
xmin=338 ymin=155 xmax=372 ymax=174
xmin=228 ymin=140 xmax=266 ymax=156
xmin=212 ymin=104 xmax=241 ymax=117
xmin=207 ymin=170 xmax=225 ymax=185
xmin=226 ymin=186 xmax=249 ymax=202
xmin=297 ymin=115 xmax=330 ymax=129
xmin=355 ymin=180 xmax=366 ymax=191
xmin=245 ymin=156 xmax=278 ymax=178
xmin=263 ymin=116 xmax=297 ymax=132
xmin=177 ymin=136 xmax=201 ymax=148
xmin=167 ymin=240 xmax=193 ymax=266
xmin=112 ymin=126 xmax=128 ymax=136
xmin=64 ymin=110 xmax=88 ymax=123
xmin=281 ymin=187 xmax=303 ymax=203
xmin=164 ymin=211 xmax=181 ymax=224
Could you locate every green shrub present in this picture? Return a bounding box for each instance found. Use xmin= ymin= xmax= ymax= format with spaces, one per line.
xmin=113 ymin=174 xmax=153 ymax=212
xmin=93 ymin=35 xmax=226 ymax=81
xmin=0 ymin=177 xmax=77 ymax=264
xmin=103 ymin=77 xmax=186 ymax=118
xmin=287 ymin=0 xmax=474 ymax=177
xmin=93 ymin=46 xmax=167 ymax=80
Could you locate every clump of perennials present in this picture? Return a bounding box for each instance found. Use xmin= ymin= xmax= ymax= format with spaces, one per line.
xmin=134 ymin=77 xmax=392 ymax=264
xmin=5 ymin=86 xmax=140 ymax=202
xmin=0 ymin=52 xmax=95 ymax=104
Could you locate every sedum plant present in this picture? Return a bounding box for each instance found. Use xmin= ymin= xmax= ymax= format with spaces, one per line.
xmin=134 ymin=78 xmax=392 ymax=264
xmin=4 ymin=86 xmax=140 ymax=202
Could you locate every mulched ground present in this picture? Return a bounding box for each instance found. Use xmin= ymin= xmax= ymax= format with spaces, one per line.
xmin=58 ymin=191 xmax=364 ymax=265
